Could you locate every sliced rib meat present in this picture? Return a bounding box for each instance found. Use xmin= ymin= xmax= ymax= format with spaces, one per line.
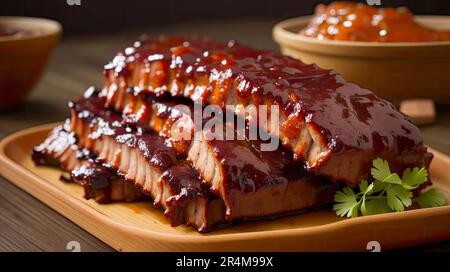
xmin=69 ymin=95 xmax=226 ymax=232
xmin=101 ymin=36 xmax=428 ymax=186
xmin=32 ymin=124 xmax=145 ymax=203
xmin=188 ymin=122 xmax=338 ymax=220
xmin=72 ymin=162 xmax=144 ymax=204
xmin=32 ymin=122 xmax=82 ymax=171
xmin=72 ymin=93 xmax=338 ymax=222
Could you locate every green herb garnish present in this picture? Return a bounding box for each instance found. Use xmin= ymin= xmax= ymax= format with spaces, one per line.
xmin=333 ymin=158 xmax=447 ymax=218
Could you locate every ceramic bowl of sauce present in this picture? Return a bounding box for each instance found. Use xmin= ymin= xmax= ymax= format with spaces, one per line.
xmin=273 ymin=2 xmax=450 ymax=102
xmin=0 ymin=17 xmax=61 ymax=109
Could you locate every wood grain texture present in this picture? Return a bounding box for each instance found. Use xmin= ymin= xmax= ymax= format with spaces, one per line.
xmin=0 ymin=18 xmax=449 ymax=251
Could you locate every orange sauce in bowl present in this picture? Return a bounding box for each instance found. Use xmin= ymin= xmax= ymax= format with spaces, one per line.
xmin=301 ymin=1 xmax=450 ymax=42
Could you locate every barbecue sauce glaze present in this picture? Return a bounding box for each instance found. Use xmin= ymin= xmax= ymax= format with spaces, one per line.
xmin=31 ymin=124 xmax=117 ymax=202
xmin=69 ymin=95 xmax=215 ymax=210
xmin=71 ymin=93 xmax=334 ymax=206
xmin=104 ymin=35 xmax=423 ymax=160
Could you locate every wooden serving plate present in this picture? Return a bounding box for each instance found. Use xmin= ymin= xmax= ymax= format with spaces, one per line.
xmin=1 ymin=123 xmax=450 ymax=251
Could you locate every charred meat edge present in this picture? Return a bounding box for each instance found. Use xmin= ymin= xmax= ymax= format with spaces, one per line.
xmin=32 ymin=124 xmax=144 ymax=203
xmin=79 ymin=91 xmax=339 ymax=221
xmin=69 ymin=97 xmax=226 ymax=232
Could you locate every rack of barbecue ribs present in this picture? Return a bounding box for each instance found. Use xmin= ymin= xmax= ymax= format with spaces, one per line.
xmin=32 ymin=35 xmax=431 ymax=232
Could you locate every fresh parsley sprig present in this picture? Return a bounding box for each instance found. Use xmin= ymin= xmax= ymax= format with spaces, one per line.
xmin=333 ymin=158 xmax=447 ymax=218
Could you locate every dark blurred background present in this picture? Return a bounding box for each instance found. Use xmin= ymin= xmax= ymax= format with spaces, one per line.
xmin=2 ymin=0 xmax=450 ymax=36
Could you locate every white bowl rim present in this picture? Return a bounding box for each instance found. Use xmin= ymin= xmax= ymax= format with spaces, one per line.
xmin=0 ymin=16 xmax=62 ymax=42
xmin=273 ymin=15 xmax=450 ymax=48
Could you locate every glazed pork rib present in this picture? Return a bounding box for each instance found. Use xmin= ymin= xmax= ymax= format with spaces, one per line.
xmin=188 ymin=122 xmax=338 ymax=220
xmin=32 ymin=124 xmax=144 ymax=203
xmin=69 ymin=95 xmax=226 ymax=231
xmin=72 ymin=162 xmax=145 ymax=204
xmin=112 ymin=87 xmax=195 ymax=157
xmin=102 ymin=36 xmax=428 ymax=186
xmin=32 ymin=123 xmax=82 ymax=171
xmin=72 ymin=91 xmax=338 ymax=221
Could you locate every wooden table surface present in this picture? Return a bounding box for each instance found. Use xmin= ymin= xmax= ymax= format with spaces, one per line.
xmin=1 ymin=18 xmax=449 ymax=252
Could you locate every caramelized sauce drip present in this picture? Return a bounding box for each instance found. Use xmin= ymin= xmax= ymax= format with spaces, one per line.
xmin=301 ymin=2 xmax=450 ymax=42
